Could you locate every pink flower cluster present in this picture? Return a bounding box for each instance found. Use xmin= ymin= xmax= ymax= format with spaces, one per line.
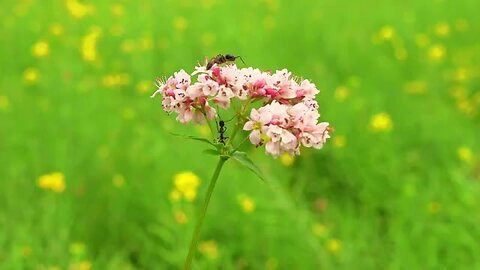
xmin=152 ymin=64 xmax=330 ymax=157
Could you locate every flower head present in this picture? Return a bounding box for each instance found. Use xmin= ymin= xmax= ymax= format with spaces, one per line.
xmin=152 ymin=60 xmax=330 ymax=157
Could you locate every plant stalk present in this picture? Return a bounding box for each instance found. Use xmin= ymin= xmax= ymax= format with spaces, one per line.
xmin=183 ymin=156 xmax=228 ymax=270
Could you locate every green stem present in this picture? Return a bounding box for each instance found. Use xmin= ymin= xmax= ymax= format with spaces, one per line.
xmin=229 ymin=99 xmax=252 ymax=145
xmin=183 ymin=156 xmax=228 ymax=270
xmin=231 ymin=135 xmax=250 ymax=154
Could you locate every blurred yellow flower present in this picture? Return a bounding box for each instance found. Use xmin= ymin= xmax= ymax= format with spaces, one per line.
xmin=415 ymin=34 xmax=429 ymax=48
xmin=198 ymin=240 xmax=218 ymax=260
xmin=457 ymin=146 xmax=474 ymax=163
xmin=139 ymin=36 xmax=154 ymax=50
xmin=238 ymin=194 xmax=255 ymax=213
xmin=196 ymin=124 xmax=211 ymax=137
xmin=326 ymin=239 xmax=342 ymax=254
xmin=280 ymin=152 xmax=294 ymax=166
xmin=452 ymin=68 xmax=468 ymax=82
xmin=174 ymin=210 xmax=188 ymax=224
xmin=32 ymin=41 xmax=49 ymax=58
xmin=428 ymin=44 xmax=446 ymax=61
xmin=66 ymin=0 xmax=93 ymax=19
xmin=112 ymin=174 xmax=125 ymax=188
xmin=312 ymin=223 xmax=328 ymax=237
xmin=378 ymin=26 xmax=395 ymax=41
xmin=457 ymin=100 xmax=475 ymax=117
xmin=81 ymin=27 xmax=102 ymax=62
xmin=136 ymin=81 xmax=152 ymax=94
xmin=169 ymin=190 xmax=181 ymax=202
xmin=404 ymin=80 xmax=427 ymax=94
xmin=0 ymin=95 xmax=9 ymax=110
xmin=121 ymin=40 xmax=136 ymax=53
xmin=173 ymin=16 xmax=188 ymax=31
xmin=102 ymin=73 xmax=131 ymax=88
xmin=334 ymin=86 xmax=349 ymax=101
xmin=427 ymin=201 xmax=441 ymax=214
xmin=333 ymin=135 xmax=346 ymax=148
xmin=111 ymin=3 xmax=124 ymax=16
xmin=50 ymin=23 xmax=64 ymax=36
xmin=434 ymin=22 xmax=450 ymax=37
xmin=24 ymin=68 xmax=39 ymax=84
xmin=69 ymin=261 xmax=92 ymax=270
xmin=38 ymin=172 xmax=65 ymax=193
xmin=174 ymin=172 xmax=200 ymax=202
xmin=370 ymin=112 xmax=393 ymax=132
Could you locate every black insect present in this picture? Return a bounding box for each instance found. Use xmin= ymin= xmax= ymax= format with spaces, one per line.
xmin=217 ymin=120 xmax=228 ymax=145
xmin=206 ymin=54 xmax=246 ymax=70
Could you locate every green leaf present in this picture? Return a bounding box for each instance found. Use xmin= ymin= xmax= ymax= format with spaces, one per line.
xmin=231 ymin=151 xmax=266 ymax=182
xmin=169 ymin=132 xmax=216 ymax=148
xmin=203 ymin=149 xmax=220 ymax=156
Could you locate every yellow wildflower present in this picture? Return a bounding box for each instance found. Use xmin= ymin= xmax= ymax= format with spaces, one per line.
xmin=37 ymin=172 xmax=65 ymax=193
xmin=198 ymin=240 xmax=218 ymax=260
xmin=81 ymin=27 xmax=101 ymax=62
xmin=457 ymin=146 xmax=474 ymax=163
xmin=333 ymin=135 xmax=346 ymax=148
xmin=120 ymin=40 xmax=136 ymax=53
xmin=111 ymin=3 xmax=124 ymax=16
xmin=139 ymin=36 xmax=154 ymax=50
xmin=434 ymin=22 xmax=450 ymax=37
xmin=32 ymin=41 xmax=49 ymax=58
xmin=174 ymin=210 xmax=188 ymax=224
xmin=24 ymin=68 xmax=39 ymax=84
xmin=69 ymin=261 xmax=92 ymax=270
xmin=453 ymin=68 xmax=468 ymax=82
xmin=404 ymin=80 xmax=427 ymax=94
xmin=0 ymin=95 xmax=9 ymax=110
xmin=370 ymin=112 xmax=393 ymax=132
xmin=312 ymin=223 xmax=328 ymax=237
xmin=112 ymin=174 xmax=125 ymax=188
xmin=196 ymin=124 xmax=211 ymax=137
xmin=428 ymin=44 xmax=446 ymax=61
xmin=169 ymin=190 xmax=181 ymax=202
xmin=238 ymin=194 xmax=255 ymax=213
xmin=173 ymin=16 xmax=188 ymax=31
xmin=415 ymin=33 xmax=429 ymax=48
xmin=427 ymin=201 xmax=441 ymax=214
xmin=334 ymin=86 xmax=349 ymax=101
xmin=174 ymin=172 xmax=200 ymax=202
xmin=50 ymin=23 xmax=63 ymax=36
xmin=326 ymin=239 xmax=342 ymax=254
xmin=102 ymin=73 xmax=131 ymax=88
xmin=66 ymin=0 xmax=93 ymax=19
xmin=378 ymin=26 xmax=395 ymax=41
xmin=280 ymin=153 xmax=295 ymax=166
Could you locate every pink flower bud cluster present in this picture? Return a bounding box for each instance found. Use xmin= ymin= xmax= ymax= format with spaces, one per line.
xmin=152 ymin=63 xmax=330 ymax=157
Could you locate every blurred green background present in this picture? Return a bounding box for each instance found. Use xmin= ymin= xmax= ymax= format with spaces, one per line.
xmin=1 ymin=0 xmax=480 ymax=269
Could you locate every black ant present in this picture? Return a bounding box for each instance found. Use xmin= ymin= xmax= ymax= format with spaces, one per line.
xmin=217 ymin=120 xmax=228 ymax=145
xmin=206 ymin=54 xmax=246 ymax=70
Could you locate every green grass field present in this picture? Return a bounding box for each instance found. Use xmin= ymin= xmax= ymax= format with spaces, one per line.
xmin=1 ymin=0 xmax=480 ymax=269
